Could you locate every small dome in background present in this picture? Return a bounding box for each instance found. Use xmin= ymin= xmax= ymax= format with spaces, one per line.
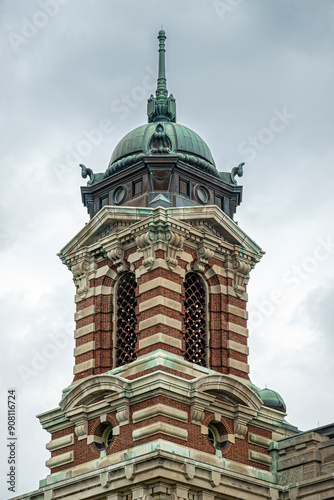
xmin=259 ymin=388 xmax=287 ymax=413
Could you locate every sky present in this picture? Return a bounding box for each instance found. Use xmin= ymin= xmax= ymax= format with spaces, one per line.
xmin=1 ymin=0 xmax=334 ymax=497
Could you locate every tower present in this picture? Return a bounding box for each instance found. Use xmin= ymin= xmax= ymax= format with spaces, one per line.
xmin=13 ymin=30 xmax=334 ymax=500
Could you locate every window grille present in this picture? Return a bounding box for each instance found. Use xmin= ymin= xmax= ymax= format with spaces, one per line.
xmin=116 ymin=273 xmax=137 ymax=367
xmin=184 ymin=272 xmax=207 ymax=366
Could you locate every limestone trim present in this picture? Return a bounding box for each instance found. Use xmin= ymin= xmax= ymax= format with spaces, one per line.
xmin=138 ymin=333 xmax=182 ymax=350
xmin=139 ymin=314 xmax=182 ymax=332
xmin=227 ymin=321 xmax=249 ymax=337
xmin=69 ymin=251 xmax=97 ymax=299
xmin=227 ymin=304 xmax=248 ymax=320
xmin=109 ymin=350 xmax=211 ymax=380
xmin=46 ymin=433 xmax=74 ymax=451
xmin=192 ymin=374 xmax=262 ymax=411
xmin=74 ymin=341 xmax=95 ymax=357
xmin=73 ymin=359 xmax=95 ymax=375
xmin=127 ymin=250 xmax=142 ymax=264
xmin=133 ymin=403 xmax=188 ymax=424
xmin=193 ymin=240 xmax=215 ymax=273
xmin=139 ymin=277 xmax=181 ymax=295
xmin=45 ymin=450 xmax=74 ymax=469
xmin=209 ymin=284 xmax=249 ymax=301
xmin=248 ymin=433 xmax=271 ymax=449
xmin=139 ymin=296 xmax=182 ymax=313
xmin=60 ymin=374 xmax=127 ymax=412
xmin=107 ymin=241 xmax=130 ymax=273
xmin=38 ymin=440 xmax=276 ymax=500
xmin=249 ymin=450 xmax=273 ymax=466
xmin=74 ymin=323 xmax=95 ymax=339
xmin=132 ymin=422 xmax=188 ymax=441
xmin=74 ymin=305 xmax=96 ymax=321
xmin=227 ymin=340 xmax=249 ymax=355
xmin=75 ymin=285 xmax=113 ymax=302
xmin=227 ymin=358 xmax=250 ymax=374
xmin=225 ymin=253 xmax=252 ymax=299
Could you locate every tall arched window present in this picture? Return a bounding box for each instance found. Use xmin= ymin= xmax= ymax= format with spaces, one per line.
xmin=184 ymin=272 xmax=207 ymax=367
xmin=115 ymin=273 xmax=137 ymax=367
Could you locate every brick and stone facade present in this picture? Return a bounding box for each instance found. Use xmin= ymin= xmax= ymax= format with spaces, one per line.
xmin=11 ymin=29 xmax=334 ymax=500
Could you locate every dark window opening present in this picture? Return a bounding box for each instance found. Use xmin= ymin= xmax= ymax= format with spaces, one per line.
xmin=179 ymin=178 xmax=190 ymax=197
xmin=93 ymin=423 xmax=114 ymax=451
xmin=116 ymin=273 xmax=137 ymax=367
xmin=208 ymin=421 xmax=229 ymax=450
xmin=133 ymin=179 xmax=142 ymax=197
xmin=184 ymin=272 xmax=206 ymax=367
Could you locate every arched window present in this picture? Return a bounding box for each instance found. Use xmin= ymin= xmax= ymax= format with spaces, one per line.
xmin=115 ymin=273 xmax=137 ymax=367
xmin=184 ymin=272 xmax=207 ymax=367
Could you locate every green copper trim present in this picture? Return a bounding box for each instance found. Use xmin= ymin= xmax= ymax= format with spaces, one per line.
xmin=147 ymin=29 xmax=176 ymax=123
xmin=156 ymin=29 xmax=168 ymax=102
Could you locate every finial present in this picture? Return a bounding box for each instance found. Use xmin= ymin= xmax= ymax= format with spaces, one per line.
xmin=156 ymin=29 xmax=167 ymax=101
xmin=147 ymin=29 xmax=176 ymax=123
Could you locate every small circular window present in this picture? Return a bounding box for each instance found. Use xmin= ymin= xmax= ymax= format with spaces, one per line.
xmin=112 ymin=185 xmax=128 ymax=205
xmin=194 ymin=185 xmax=210 ymax=205
xmin=208 ymin=422 xmax=228 ymax=450
xmin=93 ymin=423 xmax=114 ymax=451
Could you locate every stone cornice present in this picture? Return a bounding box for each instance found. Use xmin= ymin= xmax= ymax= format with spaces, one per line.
xmin=58 ymin=206 xmax=264 ymax=267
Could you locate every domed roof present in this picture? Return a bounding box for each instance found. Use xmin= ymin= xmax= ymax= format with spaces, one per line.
xmin=104 ymin=30 xmax=220 ymax=180
xmin=259 ymin=388 xmax=287 ymax=413
xmin=108 ymin=122 xmax=216 ymax=168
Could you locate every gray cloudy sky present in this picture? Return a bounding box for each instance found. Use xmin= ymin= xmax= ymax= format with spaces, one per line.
xmin=1 ymin=0 xmax=334 ymax=497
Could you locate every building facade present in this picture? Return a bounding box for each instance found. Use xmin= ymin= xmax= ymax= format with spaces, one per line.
xmin=12 ymin=30 xmax=334 ymax=500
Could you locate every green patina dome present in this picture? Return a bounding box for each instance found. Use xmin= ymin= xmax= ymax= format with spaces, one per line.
xmin=103 ymin=30 xmax=221 ymax=180
xmin=108 ymin=122 xmax=216 ymax=168
xmin=259 ymin=388 xmax=287 ymax=413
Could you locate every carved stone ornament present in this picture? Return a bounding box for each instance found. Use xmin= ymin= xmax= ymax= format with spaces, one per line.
xmin=193 ymin=241 xmax=215 ymax=272
xmin=191 ymin=406 xmax=205 ymax=426
xmin=166 ymin=231 xmax=183 ymax=269
xmin=116 ymin=404 xmax=129 ymax=426
xmin=71 ymin=252 xmax=94 ymax=297
xmin=100 ymin=471 xmax=112 ymax=488
xmin=233 ymin=407 xmax=256 ymax=439
xmin=231 ymin=258 xmax=251 ymax=298
xmin=107 ymin=242 xmax=129 ymax=273
xmin=184 ymin=463 xmax=195 ymax=480
xmin=74 ymin=420 xmax=88 ymax=441
xmin=125 ymin=463 xmax=135 ymax=481
xmin=136 ymin=226 xmax=183 ymax=271
xmin=136 ymin=232 xmax=155 ymax=269
xmin=210 ymin=471 xmax=221 ymax=487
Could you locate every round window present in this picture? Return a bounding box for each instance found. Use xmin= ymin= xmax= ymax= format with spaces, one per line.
xmin=93 ymin=423 xmax=114 ymax=451
xmin=207 ymin=422 xmax=228 ymax=450
xmin=112 ymin=185 xmax=128 ymax=205
xmin=194 ymin=185 xmax=210 ymax=205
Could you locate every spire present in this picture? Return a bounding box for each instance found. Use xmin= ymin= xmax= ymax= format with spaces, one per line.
xmin=147 ymin=29 xmax=176 ymax=123
xmin=156 ymin=29 xmax=168 ymax=101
